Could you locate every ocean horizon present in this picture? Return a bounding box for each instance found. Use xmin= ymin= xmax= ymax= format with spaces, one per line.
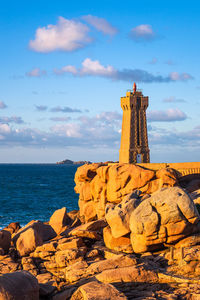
xmin=0 ymin=164 xmax=80 ymax=229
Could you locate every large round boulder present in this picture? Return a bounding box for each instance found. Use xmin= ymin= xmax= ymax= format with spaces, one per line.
xmin=130 ymin=187 xmax=200 ymax=253
xmin=0 ymin=271 xmax=39 ymax=299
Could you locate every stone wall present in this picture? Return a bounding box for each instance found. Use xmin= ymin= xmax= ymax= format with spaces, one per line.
xmin=74 ymin=163 xmax=178 ymax=222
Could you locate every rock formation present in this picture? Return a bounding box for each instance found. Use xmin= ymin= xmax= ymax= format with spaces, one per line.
xmin=75 ymin=162 xmax=178 ymax=222
xmin=130 ymin=187 xmax=199 ymax=252
xmin=1 ymin=163 xmax=200 ymax=299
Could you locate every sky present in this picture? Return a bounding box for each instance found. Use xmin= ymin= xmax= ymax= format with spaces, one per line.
xmin=0 ymin=0 xmax=200 ymax=163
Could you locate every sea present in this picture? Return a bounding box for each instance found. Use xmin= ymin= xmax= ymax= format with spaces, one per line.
xmin=0 ymin=164 xmax=79 ymax=230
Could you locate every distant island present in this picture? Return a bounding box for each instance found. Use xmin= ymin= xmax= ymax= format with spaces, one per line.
xmin=56 ymin=159 xmax=92 ymax=165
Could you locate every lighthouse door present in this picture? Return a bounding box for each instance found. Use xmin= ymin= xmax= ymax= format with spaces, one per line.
xmin=136 ymin=154 xmax=142 ymax=163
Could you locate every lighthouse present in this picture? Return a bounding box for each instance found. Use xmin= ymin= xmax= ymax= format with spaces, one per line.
xmin=119 ymin=83 xmax=150 ymax=163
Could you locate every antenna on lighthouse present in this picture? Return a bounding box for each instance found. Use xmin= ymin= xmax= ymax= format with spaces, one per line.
xmin=133 ymin=82 xmax=137 ymax=94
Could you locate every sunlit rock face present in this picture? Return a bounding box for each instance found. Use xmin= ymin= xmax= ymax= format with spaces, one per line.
xmin=74 ymin=162 xmax=178 ymax=221
xmin=103 ymin=186 xmax=200 ymax=254
xmin=1 ymin=175 xmax=200 ymax=299
xmin=129 ymin=186 xmax=200 ymax=253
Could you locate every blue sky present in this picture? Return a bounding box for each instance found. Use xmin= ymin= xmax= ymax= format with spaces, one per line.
xmin=0 ymin=0 xmax=200 ymax=163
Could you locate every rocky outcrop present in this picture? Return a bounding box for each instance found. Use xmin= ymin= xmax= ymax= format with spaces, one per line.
xmin=174 ymin=234 xmax=200 ymax=248
xmin=103 ymin=187 xmax=200 ymax=254
xmin=13 ymin=220 xmax=56 ymax=245
xmin=12 ymin=220 xmax=56 ymax=257
xmin=71 ymin=281 xmax=127 ymax=300
xmin=0 ymin=271 xmax=39 ymax=300
xmin=3 ymin=222 xmax=21 ymax=235
xmin=103 ymin=226 xmax=133 ymax=253
xmin=1 ymin=171 xmax=200 ymax=300
xmin=0 ymin=230 xmax=11 ymax=254
xmin=49 ymin=207 xmax=71 ymax=234
xmin=0 ymin=202 xmax=200 ymax=299
xmin=16 ymin=228 xmax=43 ymax=257
xmin=96 ymin=264 xmax=158 ymax=284
xmin=69 ymin=219 xmax=107 ymax=241
xmin=164 ymin=244 xmax=200 ymax=277
xmin=105 ymin=192 xmax=141 ymax=238
xmin=75 ymin=163 xmax=178 ymax=221
xmin=130 ymin=187 xmax=200 ymax=253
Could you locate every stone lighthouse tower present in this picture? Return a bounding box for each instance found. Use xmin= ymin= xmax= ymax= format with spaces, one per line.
xmin=119 ymin=83 xmax=150 ymax=163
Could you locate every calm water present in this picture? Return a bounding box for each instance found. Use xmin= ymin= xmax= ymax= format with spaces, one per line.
xmin=0 ymin=164 xmax=79 ymax=229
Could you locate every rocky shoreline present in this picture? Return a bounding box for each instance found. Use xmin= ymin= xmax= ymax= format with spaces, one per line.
xmin=1 ymin=163 xmax=200 ymax=299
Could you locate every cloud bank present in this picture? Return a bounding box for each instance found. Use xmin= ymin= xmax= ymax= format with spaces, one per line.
xmin=34 ymin=105 xmax=85 ymax=113
xmin=0 ymin=111 xmax=121 ymax=147
xmin=0 ymin=109 xmax=189 ymax=144
xmin=54 ymin=58 xmax=193 ymax=83
xmin=147 ymin=109 xmax=187 ymax=122
xmin=0 ymin=116 xmax=24 ymax=124
xmin=50 ymin=106 xmax=82 ymax=113
xmin=0 ymin=110 xmax=197 ymax=158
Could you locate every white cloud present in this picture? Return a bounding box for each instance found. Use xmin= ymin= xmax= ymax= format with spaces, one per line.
xmin=29 ymin=17 xmax=92 ymax=53
xmin=26 ymin=68 xmax=46 ymax=77
xmin=0 ymin=101 xmax=7 ymax=109
xmin=169 ymin=72 xmax=193 ymax=81
xmin=148 ymin=109 xmax=187 ymax=122
xmin=51 ymin=123 xmax=82 ymax=138
xmin=0 ymin=124 xmax=11 ymax=134
xmin=82 ymin=15 xmax=118 ymax=35
xmin=61 ymin=65 xmax=77 ymax=75
xmin=97 ymin=111 xmax=121 ymax=119
xmin=54 ymin=65 xmax=78 ymax=75
xmin=55 ymin=58 xmax=116 ymax=77
xmin=81 ymin=58 xmax=116 ymax=76
xmin=130 ymin=24 xmax=156 ymax=41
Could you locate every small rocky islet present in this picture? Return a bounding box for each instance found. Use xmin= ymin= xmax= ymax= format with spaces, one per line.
xmin=56 ymin=159 xmax=92 ymax=165
xmin=1 ymin=163 xmax=200 ymax=299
